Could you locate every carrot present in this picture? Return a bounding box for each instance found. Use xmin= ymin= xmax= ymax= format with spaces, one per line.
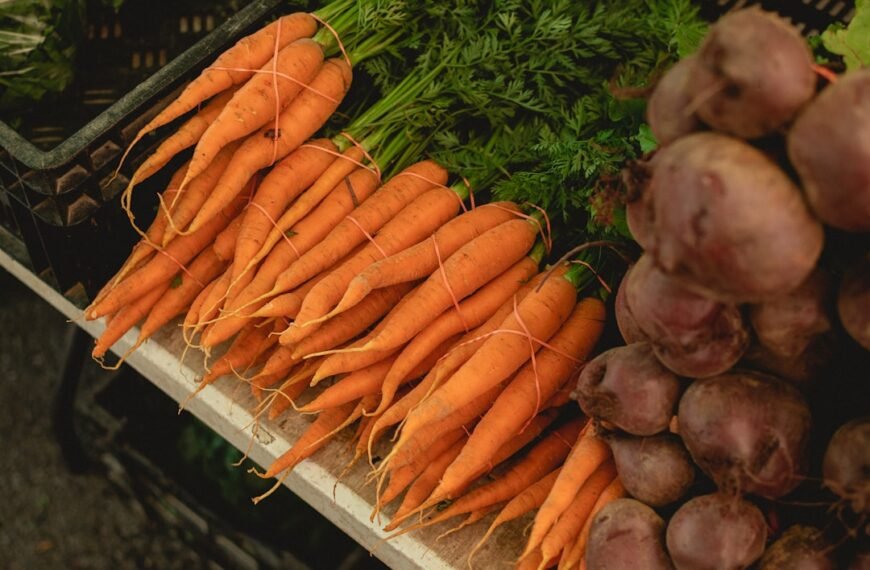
xmin=211 ymin=215 xmax=245 ymax=262
xmin=283 ymin=185 xmax=465 ymax=343
xmin=266 ymin=372 xmax=312 ymax=420
xmin=194 ymin=267 xmax=235 ymax=334
xmin=336 ymin=202 xmax=521 ymax=315
xmin=386 ymin=410 xmax=560 ymax=531
xmin=200 ymin=320 xmax=278 ymax=385
xmin=299 ymin=355 xmax=398 ymax=413
xmin=248 ymin=265 xmax=336 ymax=320
xmin=525 ymin=426 xmax=612 ymax=559
xmin=442 ymin=298 xmax=606 ymax=497
xmin=136 ymin=248 xmax=227 ymax=345
xmin=184 ymin=278 xmax=216 ymax=342
xmin=258 ymin=399 xmax=358 ymax=482
xmin=254 ymin=354 xmax=321 ymax=402
xmin=105 ymin=161 xmax=189 ymax=290
xmin=201 ymin=167 xmax=379 ymax=347
xmin=267 ymin=160 xmax=448 ymax=297
xmin=391 ymin=418 xmax=585 ymax=535
xmin=359 ymin=218 xmax=540 ymax=354
xmin=92 ymin=281 xmax=170 ymax=358
xmin=469 ymin=468 xmax=562 ymax=565
xmin=559 ymin=478 xmax=627 ymax=570
xmin=384 ymin=436 xmax=467 ymax=531
xmin=377 ymin=427 xmax=467 ymax=511
xmin=185 ymin=58 xmax=352 ymax=235
xmin=162 ymin=143 xmax=242 ymax=246
xmin=128 ymin=88 xmax=238 ymax=188
xmin=283 ymin=282 xmax=414 ymax=354
xmin=130 ymin=13 xmax=317 ymax=146
xmin=231 ymin=138 xmax=337 ymax=284
xmin=182 ymin=39 xmax=325 ymax=187
xmin=539 ymin=461 xmax=618 ymax=567
xmin=399 ymin=265 xmax=577 ymax=445
xmin=248 ymin=142 xmax=369 ymax=275
xmin=372 ymin=253 xmax=540 ymax=416
xmin=518 ymin=548 xmax=545 ymax=570
xmin=88 ymin=188 xmax=250 ymax=320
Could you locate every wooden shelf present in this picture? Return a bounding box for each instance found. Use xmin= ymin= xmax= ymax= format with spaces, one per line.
xmin=0 ymin=246 xmax=527 ymax=569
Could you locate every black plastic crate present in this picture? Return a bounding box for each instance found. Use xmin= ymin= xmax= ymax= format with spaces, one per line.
xmin=0 ymin=0 xmax=286 ymax=301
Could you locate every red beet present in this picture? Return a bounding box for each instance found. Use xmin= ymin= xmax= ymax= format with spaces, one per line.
xmin=573 ymin=343 xmax=681 ymax=436
xmin=614 ymin=270 xmax=646 ymax=344
xmin=689 ymin=7 xmax=816 ymax=139
xmin=788 ymin=69 xmax=870 ymax=232
xmin=606 ymin=432 xmax=695 ymax=507
xmin=641 ymin=132 xmax=824 ymax=302
xmin=666 ymin=493 xmax=767 ymax=570
xmin=587 ymin=499 xmax=674 ymax=570
xmin=678 ymin=371 xmax=811 ymax=498
xmin=759 ymin=525 xmax=834 ymax=570
xmin=838 ymin=256 xmax=870 ymax=350
xmin=647 ymin=56 xmax=701 ymax=146
xmin=625 ymin=254 xmax=749 ymax=377
xmin=823 ymin=417 xmax=870 ymax=515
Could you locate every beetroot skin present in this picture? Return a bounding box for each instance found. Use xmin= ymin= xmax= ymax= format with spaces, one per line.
xmin=606 ymin=432 xmax=695 ymax=507
xmin=823 ymin=417 xmax=870 ymax=514
xmin=647 ymin=56 xmax=701 ymax=146
xmin=689 ymin=7 xmax=816 ymax=139
xmin=587 ymin=499 xmax=674 ymax=570
xmin=625 ymin=254 xmax=749 ymax=378
xmin=838 ymin=256 xmax=870 ymax=351
xmin=759 ymin=525 xmax=834 ymax=570
xmin=614 ymin=270 xmax=646 ymax=344
xmin=788 ymin=69 xmax=870 ymax=232
xmin=640 ymin=132 xmax=824 ymax=302
xmin=678 ymin=371 xmax=811 ymax=498
xmin=666 ymin=493 xmax=767 ymax=570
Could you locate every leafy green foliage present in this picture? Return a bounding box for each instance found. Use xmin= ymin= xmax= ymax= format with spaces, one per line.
xmin=821 ymin=0 xmax=869 ymax=71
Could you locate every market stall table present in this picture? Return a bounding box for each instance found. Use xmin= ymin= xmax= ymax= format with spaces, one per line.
xmin=0 ymin=245 xmax=527 ymax=569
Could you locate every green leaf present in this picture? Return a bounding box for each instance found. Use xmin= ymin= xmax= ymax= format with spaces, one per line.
xmin=636 ymin=124 xmax=658 ymax=153
xmin=170 ymin=275 xmax=183 ymax=289
xmin=821 ymin=0 xmax=870 ymax=71
xmin=284 ymin=229 xmax=298 ymax=238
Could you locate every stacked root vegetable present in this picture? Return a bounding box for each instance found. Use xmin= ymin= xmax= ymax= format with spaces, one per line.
xmin=79 ymin=1 xmax=726 ymax=567
xmin=569 ymin=7 xmax=869 ymax=570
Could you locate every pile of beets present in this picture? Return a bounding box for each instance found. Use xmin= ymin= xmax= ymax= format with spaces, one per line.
xmin=571 ymin=7 xmax=869 ymax=569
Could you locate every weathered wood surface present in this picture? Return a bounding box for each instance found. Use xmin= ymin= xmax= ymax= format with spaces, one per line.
xmin=0 ymin=247 xmax=530 ymax=569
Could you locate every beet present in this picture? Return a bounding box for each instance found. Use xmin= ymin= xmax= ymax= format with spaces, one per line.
xmin=741 ymin=336 xmax=833 ymax=389
xmin=788 ymin=69 xmax=870 ymax=231
xmin=587 ymin=499 xmax=674 ymax=570
xmin=838 ymin=256 xmax=870 ymax=350
xmin=641 ymin=132 xmax=824 ymax=302
xmin=614 ymin=270 xmax=646 ymax=344
xmin=666 ymin=493 xmax=767 ymax=570
xmin=689 ymin=7 xmax=815 ymax=139
xmin=647 ymin=56 xmax=701 ymax=146
xmin=823 ymin=418 xmax=870 ymax=514
xmin=573 ymin=343 xmax=681 ymax=436
xmin=759 ymin=525 xmax=834 ymax=570
xmin=625 ymin=254 xmax=749 ymax=377
xmin=750 ymin=268 xmax=833 ymax=358
xmin=606 ymin=432 xmax=695 ymax=507
xmin=678 ymin=371 xmax=811 ymax=498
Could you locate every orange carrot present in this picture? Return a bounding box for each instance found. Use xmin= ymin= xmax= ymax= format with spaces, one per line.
xmin=299 ymin=355 xmax=398 ymax=412
xmin=525 ymin=426 xmax=612 ymax=558
xmin=92 ymin=281 xmax=170 ymax=358
xmin=393 ymin=418 xmax=585 ymax=534
xmin=137 ymin=248 xmax=227 ymax=344
xmin=128 ymin=88 xmax=237 ymax=188
xmin=373 ymin=254 xmax=540 ymax=416
xmin=336 ymin=202 xmax=521 ymax=315
xmin=163 ymin=143 xmax=241 ymax=246
xmin=359 ymin=218 xmax=540 ymax=354
xmin=384 ymin=436 xmax=466 ymax=531
xmin=131 ymin=13 xmax=317 ymax=145
xmin=518 ymin=548 xmax=545 ymax=570
xmin=559 ymin=478 xmax=627 ymax=570
xmin=88 ymin=188 xmax=250 ymax=320
xmin=249 ymin=266 xmax=336 ymax=319
xmin=283 ymin=185 xmax=464 ymax=343
xmin=185 ymin=58 xmax=352 ymax=235
xmin=254 ymin=354 xmax=320 ymax=402
xmin=182 ymin=39 xmax=325 ymax=187
xmin=268 ymin=160 xmax=448 ymax=296
xmin=469 ymin=468 xmax=562 ymax=564
xmin=211 ymin=213 xmax=245 ymax=262
xmin=378 ymin=427 xmax=468 ymax=511
xmin=249 ymin=142 xmax=369 ymax=274
xmin=399 ymin=266 xmax=577 ymax=445
xmin=539 ymin=461 xmax=618 ymax=567
xmin=259 ymin=399 xmax=358 ymax=480
xmin=442 ymin=298 xmax=606 ymax=496
xmin=184 ymin=278 xmax=216 ymax=338
xmin=201 ymin=167 xmax=379 ymax=346
xmin=231 ymin=138 xmax=336 ymax=284
xmin=266 ymin=372 xmax=312 ymax=420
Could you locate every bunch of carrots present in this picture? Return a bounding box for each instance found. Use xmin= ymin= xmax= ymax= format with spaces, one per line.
xmin=81 ymin=1 xmax=708 ymax=567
